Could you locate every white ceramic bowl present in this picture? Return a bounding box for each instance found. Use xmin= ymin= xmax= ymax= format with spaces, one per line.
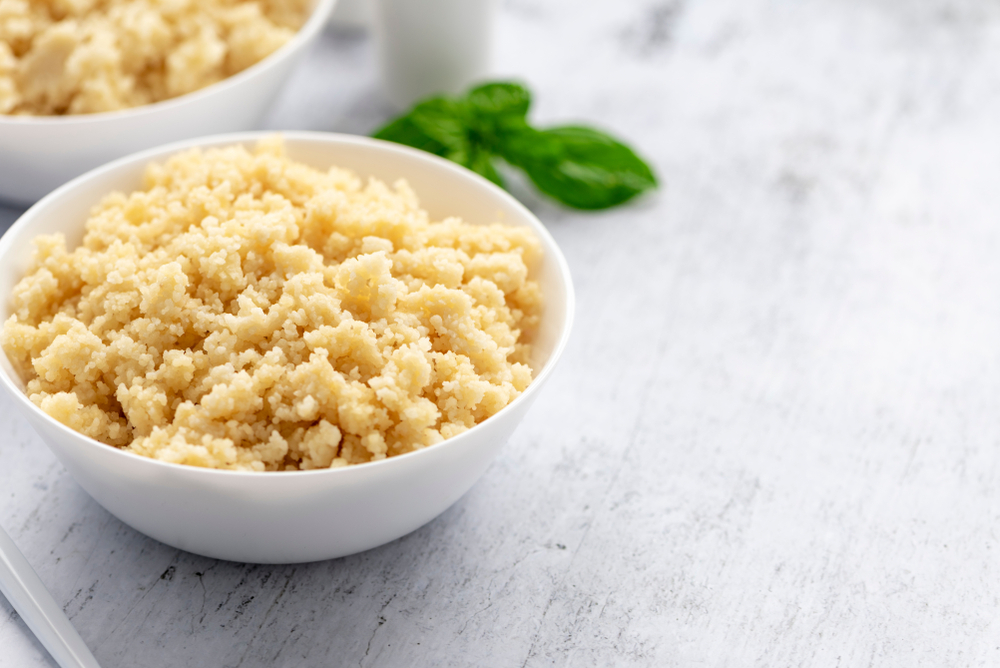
xmin=0 ymin=132 xmax=575 ymax=563
xmin=0 ymin=0 xmax=337 ymax=206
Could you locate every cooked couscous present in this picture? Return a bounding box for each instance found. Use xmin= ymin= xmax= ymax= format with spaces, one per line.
xmin=1 ymin=138 xmax=543 ymax=470
xmin=0 ymin=0 xmax=310 ymax=115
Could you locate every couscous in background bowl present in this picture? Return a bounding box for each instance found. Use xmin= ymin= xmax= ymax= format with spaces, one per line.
xmin=0 ymin=0 xmax=338 ymax=206
xmin=0 ymin=132 xmax=575 ymax=564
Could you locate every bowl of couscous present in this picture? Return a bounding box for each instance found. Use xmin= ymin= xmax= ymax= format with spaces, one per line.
xmin=0 ymin=132 xmax=575 ymax=563
xmin=0 ymin=0 xmax=337 ymax=205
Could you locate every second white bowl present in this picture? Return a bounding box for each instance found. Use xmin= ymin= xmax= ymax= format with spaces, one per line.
xmin=0 ymin=0 xmax=337 ymax=205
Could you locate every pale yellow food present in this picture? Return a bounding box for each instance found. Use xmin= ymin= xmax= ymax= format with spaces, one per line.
xmin=0 ymin=0 xmax=309 ymax=115
xmin=1 ymin=138 xmax=543 ymax=471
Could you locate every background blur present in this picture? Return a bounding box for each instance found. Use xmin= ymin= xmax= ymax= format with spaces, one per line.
xmin=5 ymin=0 xmax=1000 ymax=665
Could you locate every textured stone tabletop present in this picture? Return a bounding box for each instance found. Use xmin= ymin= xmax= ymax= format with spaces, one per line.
xmin=4 ymin=0 xmax=1000 ymax=665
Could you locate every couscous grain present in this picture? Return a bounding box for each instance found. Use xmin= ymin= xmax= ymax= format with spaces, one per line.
xmin=1 ymin=138 xmax=543 ymax=470
xmin=0 ymin=0 xmax=310 ymax=115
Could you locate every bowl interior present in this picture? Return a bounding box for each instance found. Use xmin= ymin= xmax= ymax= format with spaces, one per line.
xmin=0 ymin=132 xmax=574 ymax=457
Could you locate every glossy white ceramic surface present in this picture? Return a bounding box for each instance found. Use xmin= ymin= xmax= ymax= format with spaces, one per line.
xmin=0 ymin=132 xmax=575 ymax=564
xmin=0 ymin=0 xmax=337 ymax=206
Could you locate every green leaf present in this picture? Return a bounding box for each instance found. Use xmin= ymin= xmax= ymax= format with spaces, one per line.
xmin=372 ymin=114 xmax=451 ymax=157
xmin=405 ymin=97 xmax=471 ymax=154
xmin=498 ymin=125 xmax=657 ymax=210
xmin=373 ymin=82 xmax=658 ymax=210
xmin=373 ymin=97 xmax=503 ymax=187
xmin=373 ymin=96 xmax=471 ymax=159
xmin=465 ymin=82 xmax=531 ymax=155
xmin=463 ymin=147 xmax=504 ymax=188
xmin=466 ymin=82 xmax=531 ymax=121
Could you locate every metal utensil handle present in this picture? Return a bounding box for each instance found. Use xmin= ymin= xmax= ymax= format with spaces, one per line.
xmin=0 ymin=525 xmax=102 ymax=668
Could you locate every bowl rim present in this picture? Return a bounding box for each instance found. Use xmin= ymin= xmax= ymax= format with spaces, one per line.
xmin=0 ymin=131 xmax=576 ymax=480
xmin=0 ymin=0 xmax=338 ymax=126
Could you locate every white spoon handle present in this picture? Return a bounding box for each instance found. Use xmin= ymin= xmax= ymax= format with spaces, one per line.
xmin=0 ymin=525 xmax=102 ymax=668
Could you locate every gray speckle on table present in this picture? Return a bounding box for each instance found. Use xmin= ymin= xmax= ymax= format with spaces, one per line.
xmin=3 ymin=0 xmax=1000 ymax=665
xmin=0 ymin=206 xmax=24 ymax=236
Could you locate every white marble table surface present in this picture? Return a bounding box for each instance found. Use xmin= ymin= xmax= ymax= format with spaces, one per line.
xmin=4 ymin=0 xmax=1000 ymax=665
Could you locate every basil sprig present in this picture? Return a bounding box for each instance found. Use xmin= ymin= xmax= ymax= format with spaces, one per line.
xmin=373 ymin=82 xmax=657 ymax=210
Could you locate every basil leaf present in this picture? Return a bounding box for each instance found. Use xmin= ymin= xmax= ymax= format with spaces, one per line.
xmin=464 ymin=82 xmax=531 ymax=154
xmin=372 ymin=114 xmax=451 ymax=157
xmin=373 ymin=82 xmax=658 ymax=210
xmin=499 ymin=125 xmax=657 ymax=210
xmin=466 ymin=82 xmax=531 ymax=121
xmin=373 ymin=99 xmax=503 ymax=187
xmin=405 ymin=97 xmax=471 ymax=155
xmin=463 ymin=147 xmax=504 ymax=187
xmin=373 ymin=97 xmax=471 ymax=159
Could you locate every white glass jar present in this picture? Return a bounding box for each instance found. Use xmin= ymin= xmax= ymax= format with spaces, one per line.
xmin=372 ymin=0 xmax=495 ymax=108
